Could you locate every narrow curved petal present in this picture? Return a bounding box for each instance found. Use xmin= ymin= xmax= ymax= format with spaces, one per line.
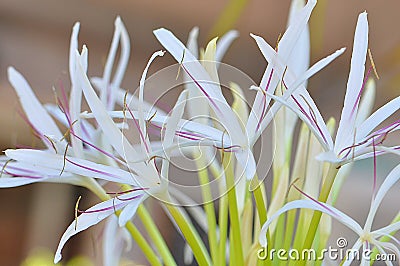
xmin=187 ymin=27 xmax=199 ymax=58
xmin=335 ymin=12 xmax=368 ymax=153
xmin=259 ymin=199 xmax=362 ymax=248
xmin=215 ymin=30 xmax=238 ymax=63
xmin=69 ymin=44 xmax=88 ymax=158
xmin=364 ymin=163 xmax=400 ymax=231
xmin=100 ymin=17 xmax=130 ymax=109
xmin=91 ymin=77 xmax=167 ymax=116
xmin=118 ymin=195 xmax=146 ymax=226
xmin=164 ymin=90 xmax=188 ymax=151
xmin=82 ymin=110 xmax=230 ymax=147
xmin=137 ymin=50 xmax=165 ymax=150
xmin=103 ymin=216 xmax=131 ymax=266
xmin=76 ymin=54 xmax=160 ymax=187
xmin=248 ymin=34 xmax=341 ymax=150
xmin=153 ymin=28 xmax=245 ymax=147
xmin=184 ymin=28 xmax=209 ymax=124
xmin=5 ymin=149 xmax=140 ymax=186
xmin=8 ymin=67 xmax=64 ymax=146
xmin=54 ymin=190 xmax=144 ymax=263
xmin=342 ymin=239 xmax=362 ymax=266
xmin=287 ymin=0 xmax=309 ymax=86
xmin=246 ymin=0 xmax=316 ymax=143
xmin=357 ymin=95 xmax=400 ymax=140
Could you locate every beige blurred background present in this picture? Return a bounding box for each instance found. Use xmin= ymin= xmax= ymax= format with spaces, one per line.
xmin=0 ymin=0 xmax=400 ymax=265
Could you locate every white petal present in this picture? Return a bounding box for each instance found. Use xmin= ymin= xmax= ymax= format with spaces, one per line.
xmin=357 ymin=94 xmax=400 ymax=140
xmin=69 ymin=45 xmax=88 ymax=158
xmin=335 ymin=12 xmax=368 ymax=152
xmin=215 ymin=30 xmax=239 ymax=63
xmin=153 ymin=28 xmax=246 ymax=147
xmin=364 ymin=163 xmax=400 ymax=231
xmin=163 ymin=90 xmax=188 ymax=152
xmin=266 ymin=90 xmax=332 ymax=151
xmin=246 ymin=0 xmax=316 ymax=142
xmin=287 ymin=0 xmax=310 ymax=86
xmin=5 ymin=149 xmax=139 ymax=186
xmin=247 ymin=34 xmax=337 ymax=150
xmin=187 ymin=27 xmax=199 ymax=59
xmin=290 ymin=47 xmax=346 ymax=91
xmin=235 ymin=148 xmax=257 ymax=180
xmin=118 ymin=195 xmax=146 ymax=226
xmin=373 ymin=221 xmax=400 ymax=238
xmin=101 ymin=17 xmax=130 ymax=109
xmin=76 ymin=53 xmax=160 ymax=187
xmin=259 ymin=199 xmax=362 ymax=248
xmin=137 ymin=50 xmax=165 ymax=152
xmin=315 ymin=150 xmax=341 ymax=163
xmin=82 ymin=110 xmax=231 ymax=147
xmin=8 ymin=67 xmax=64 ymax=146
xmin=103 ymin=216 xmax=128 ymax=266
xmin=45 ymin=103 xmax=95 ymax=140
xmin=91 ymin=76 xmax=167 ymax=116
xmin=69 ymin=22 xmax=80 ymax=83
xmin=342 ymin=239 xmax=362 ymax=266
xmin=54 ymin=190 xmax=144 ymax=263
xmin=184 ymin=30 xmax=210 ymax=123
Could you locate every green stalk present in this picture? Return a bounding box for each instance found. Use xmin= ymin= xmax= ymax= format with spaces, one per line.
xmin=283 ymin=210 xmax=297 ymax=252
xmin=223 ymin=152 xmax=244 ymax=265
xmin=273 ymin=215 xmax=285 ymax=266
xmin=84 ymin=178 xmax=162 ymax=266
xmin=252 ymin=176 xmax=267 ymax=225
xmin=299 ymin=164 xmax=339 ymax=265
xmin=124 ymin=221 xmax=163 ymax=266
xmin=195 ymin=155 xmax=219 ymax=264
xmin=166 ymin=203 xmax=211 ymax=266
xmin=252 ymin=176 xmax=271 ymax=266
xmin=218 ymin=193 xmax=229 ymax=266
xmin=137 ymin=205 xmax=177 ymax=266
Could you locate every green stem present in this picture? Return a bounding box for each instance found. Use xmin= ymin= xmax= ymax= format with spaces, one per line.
xmin=252 ymin=176 xmax=271 ymax=266
xmin=124 ymin=221 xmax=163 ymax=266
xmin=252 ymin=177 xmax=267 ymax=225
xmin=137 ymin=205 xmax=177 ymax=266
xmin=218 ymin=191 xmax=229 ymax=266
xmin=283 ymin=210 xmax=297 ymax=252
xmin=196 ymin=155 xmax=219 ymax=264
xmin=299 ymin=164 xmax=338 ymax=265
xmin=166 ymin=203 xmax=211 ymax=266
xmin=223 ymin=152 xmax=244 ymax=265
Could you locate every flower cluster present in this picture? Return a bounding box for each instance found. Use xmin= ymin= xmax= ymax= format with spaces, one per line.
xmin=1 ymin=0 xmax=399 ymax=265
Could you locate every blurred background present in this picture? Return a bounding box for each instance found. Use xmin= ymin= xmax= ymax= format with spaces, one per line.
xmin=0 ymin=0 xmax=399 ymax=265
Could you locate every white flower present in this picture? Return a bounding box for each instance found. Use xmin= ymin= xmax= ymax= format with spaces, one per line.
xmin=259 ymin=162 xmax=400 ymax=265
xmin=263 ymin=12 xmax=400 ymax=166
xmin=153 ymin=28 xmax=257 ymax=180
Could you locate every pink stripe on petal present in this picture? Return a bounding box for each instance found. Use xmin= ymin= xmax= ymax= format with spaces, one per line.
xmin=65 ymin=158 xmax=121 ymax=180
xmin=126 ymin=105 xmax=150 ymax=154
xmin=69 ymin=131 xmax=125 ymax=165
xmin=181 ymin=64 xmax=221 ymax=113
xmin=350 ymin=67 xmax=372 ymax=118
xmin=293 ymin=185 xmax=337 ymax=217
